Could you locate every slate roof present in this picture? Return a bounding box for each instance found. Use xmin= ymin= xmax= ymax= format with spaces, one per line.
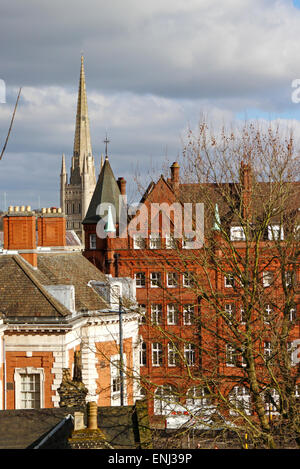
xmin=0 ymin=251 xmax=108 ymax=320
xmin=0 ymin=401 xmax=152 ymax=449
xmin=82 ymin=157 xmax=122 ymax=225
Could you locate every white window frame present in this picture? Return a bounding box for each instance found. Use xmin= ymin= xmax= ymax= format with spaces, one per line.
xmin=225 ymin=273 xmax=235 ymax=288
xmin=186 ymin=386 xmax=211 ymax=408
xmin=263 ymin=271 xmax=273 ymax=287
xmin=139 ymin=340 xmax=147 ymax=367
xmin=183 ymin=304 xmax=194 ymax=325
xmin=152 ymin=342 xmax=163 ymax=367
xmin=230 ymin=226 xmax=246 ymax=241
xmin=149 ymin=234 xmax=161 ymax=249
xmin=229 ymin=386 xmax=251 ymax=416
xmin=110 ymin=354 xmax=127 ymax=406
xmin=264 ymin=341 xmax=272 ymax=359
xmin=226 ymin=344 xmax=236 ymax=367
xmin=133 ymin=234 xmax=146 ymax=250
xmin=14 ymin=367 xmax=44 ymax=410
xmin=268 ymin=224 xmax=284 ymax=241
xmin=167 ymin=304 xmax=178 ymax=325
xmin=135 ymin=272 xmax=146 ymax=288
xmin=150 ymin=272 xmax=161 ymax=288
xmin=183 ymin=272 xmax=193 ymax=287
xmin=182 ymin=234 xmax=195 ymax=249
xmin=151 ymin=304 xmax=163 ymax=325
xmin=167 ymin=272 xmax=178 ymax=288
xmin=264 ymin=304 xmax=273 ymax=324
xmin=165 ymin=234 xmax=176 ymax=249
xmin=167 ymin=342 xmax=178 ymax=367
xmin=184 ymin=343 xmax=195 ymax=366
xmin=225 ymin=303 xmax=234 ymax=323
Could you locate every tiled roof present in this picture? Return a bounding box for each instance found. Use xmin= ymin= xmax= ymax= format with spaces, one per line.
xmin=0 ymin=251 xmax=108 ymax=319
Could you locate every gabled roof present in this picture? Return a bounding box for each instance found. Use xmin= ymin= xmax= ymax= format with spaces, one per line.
xmin=0 ymin=252 xmax=108 ymax=320
xmin=83 ymin=157 xmax=122 ymax=225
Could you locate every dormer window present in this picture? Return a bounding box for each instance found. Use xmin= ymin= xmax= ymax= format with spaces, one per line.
xmin=230 ymin=226 xmax=246 ymax=241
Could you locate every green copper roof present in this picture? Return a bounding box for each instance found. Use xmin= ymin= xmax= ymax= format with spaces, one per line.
xmin=82 ymin=157 xmax=122 ymax=225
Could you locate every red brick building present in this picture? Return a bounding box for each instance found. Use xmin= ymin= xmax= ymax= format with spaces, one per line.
xmin=82 ymin=155 xmax=300 ymax=424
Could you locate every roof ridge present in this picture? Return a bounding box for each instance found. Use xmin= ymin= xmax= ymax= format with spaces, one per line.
xmin=12 ymin=255 xmax=69 ymax=317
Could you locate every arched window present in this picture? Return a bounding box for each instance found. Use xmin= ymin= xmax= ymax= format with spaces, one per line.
xmin=154 ymin=385 xmax=179 ymax=415
xmin=229 ymin=386 xmax=251 ymax=416
xmin=186 ymin=386 xmax=211 ymax=408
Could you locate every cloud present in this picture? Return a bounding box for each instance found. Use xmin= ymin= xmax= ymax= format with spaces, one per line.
xmin=1 ymin=0 xmax=300 ymax=207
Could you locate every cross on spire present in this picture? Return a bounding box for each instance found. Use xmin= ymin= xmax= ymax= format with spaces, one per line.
xmin=104 ymin=134 xmax=110 ymax=159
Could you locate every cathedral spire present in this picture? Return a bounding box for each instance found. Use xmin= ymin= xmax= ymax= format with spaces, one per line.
xmin=72 ymin=55 xmax=93 ymax=174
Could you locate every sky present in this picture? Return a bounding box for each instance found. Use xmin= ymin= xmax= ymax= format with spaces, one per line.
xmin=1 ymin=0 xmax=300 ymax=209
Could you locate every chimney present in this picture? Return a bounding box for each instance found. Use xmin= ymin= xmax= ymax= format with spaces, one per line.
xmin=87 ymin=401 xmax=98 ymax=430
xmin=117 ymin=177 xmax=126 ymax=196
xmin=3 ymin=206 xmax=37 ymax=267
xmin=170 ymin=162 xmax=180 ymax=195
xmin=240 ymin=161 xmax=252 ymax=220
xmin=37 ymin=207 xmax=66 ymax=247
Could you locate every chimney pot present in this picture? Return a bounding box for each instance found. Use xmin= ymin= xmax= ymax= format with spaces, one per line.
xmin=14 ymin=206 xmax=19 ymax=212
xmin=20 ymin=206 xmax=25 ymax=212
xmin=26 ymin=205 xmax=31 ymax=212
xmin=87 ymin=401 xmax=98 ymax=430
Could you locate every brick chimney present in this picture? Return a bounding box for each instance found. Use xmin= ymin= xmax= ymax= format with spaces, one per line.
xmin=240 ymin=161 xmax=252 ymax=220
xmin=170 ymin=162 xmax=180 ymax=195
xmin=37 ymin=207 xmax=66 ymax=247
xmin=3 ymin=205 xmax=37 ymax=267
xmin=117 ymin=177 xmax=126 ymax=196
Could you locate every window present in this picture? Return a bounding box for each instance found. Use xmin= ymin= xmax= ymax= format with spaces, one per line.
xmin=226 ymin=344 xmax=237 ymax=366
xmin=168 ymin=342 xmax=179 ymax=367
xmin=14 ymin=367 xmax=44 ymax=410
xmin=183 ymin=234 xmax=195 ymax=249
xmin=264 ymin=389 xmax=279 ymax=416
xmin=110 ymin=356 xmax=126 ymax=406
xmin=133 ymin=234 xmax=146 ymax=249
xmin=186 ymin=386 xmax=211 ymax=408
xmin=138 ymin=304 xmax=146 ymax=324
xmin=165 ymin=234 xmax=176 ymax=249
xmin=230 ymin=226 xmax=246 ymax=241
xmin=167 ymin=272 xmax=178 ymax=288
xmin=152 ymin=342 xmax=163 ymax=366
xmin=285 ymin=271 xmax=294 ymax=288
xmin=183 ymin=272 xmax=194 ymax=287
xmin=229 ymin=386 xmax=251 ymax=416
xmin=89 ymin=234 xmax=97 ymax=250
xmin=149 ymin=234 xmax=161 ymax=249
xmin=139 ymin=340 xmax=147 ymax=366
xmin=20 ymin=374 xmax=41 ymax=409
xmin=150 ymin=272 xmax=161 ymax=288
xmin=264 ymin=341 xmax=273 ymax=359
xmin=264 ymin=304 xmax=273 ymax=324
xmin=225 ymin=303 xmax=235 ymax=323
xmin=183 ymin=304 xmax=194 ymax=325
xmin=225 ymin=273 xmax=235 ymax=288
xmin=184 ymin=343 xmax=195 ymax=366
xmin=167 ymin=304 xmax=178 ymax=325
xmin=151 ymin=304 xmax=163 ymax=325
xmin=268 ymin=224 xmax=284 ymax=241
xmin=289 ymin=307 xmax=297 ymax=322
xmin=154 ymin=385 xmax=178 ymax=415
xmin=135 ymin=272 xmax=146 ymax=288
xmin=240 ymin=307 xmax=247 ymax=324
xmin=263 ymin=271 xmax=273 ymax=287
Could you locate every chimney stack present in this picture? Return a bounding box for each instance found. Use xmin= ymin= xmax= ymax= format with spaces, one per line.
xmin=37 ymin=208 xmax=66 ymax=247
xmin=87 ymin=401 xmax=98 ymax=430
xmin=240 ymin=161 xmax=252 ymax=220
xmin=3 ymin=206 xmax=37 ymax=267
xmin=170 ymin=162 xmax=180 ymax=195
xmin=117 ymin=177 xmax=126 ymax=196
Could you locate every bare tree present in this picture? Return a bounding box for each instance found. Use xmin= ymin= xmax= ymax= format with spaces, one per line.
xmin=132 ymin=119 xmax=300 ymax=449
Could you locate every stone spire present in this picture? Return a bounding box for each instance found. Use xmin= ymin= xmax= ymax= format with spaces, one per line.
xmin=71 ymin=55 xmax=93 ymax=180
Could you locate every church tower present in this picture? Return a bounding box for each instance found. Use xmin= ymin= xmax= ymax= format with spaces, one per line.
xmin=60 ymin=56 xmax=96 ymax=237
